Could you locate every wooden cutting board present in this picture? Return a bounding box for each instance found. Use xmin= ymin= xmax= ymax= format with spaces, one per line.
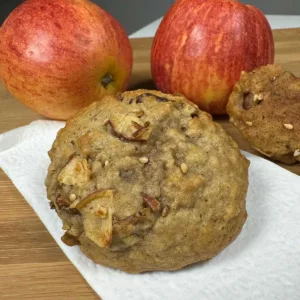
xmin=0 ymin=28 xmax=300 ymax=299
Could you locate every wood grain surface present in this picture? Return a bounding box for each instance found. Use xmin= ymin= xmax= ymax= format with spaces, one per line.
xmin=0 ymin=28 xmax=300 ymax=299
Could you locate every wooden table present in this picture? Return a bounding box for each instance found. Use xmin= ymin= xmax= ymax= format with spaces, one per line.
xmin=1 ymin=29 xmax=300 ymax=299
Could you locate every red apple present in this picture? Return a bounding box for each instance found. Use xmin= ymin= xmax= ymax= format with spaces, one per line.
xmin=0 ymin=0 xmax=133 ymax=120
xmin=151 ymin=0 xmax=274 ymax=115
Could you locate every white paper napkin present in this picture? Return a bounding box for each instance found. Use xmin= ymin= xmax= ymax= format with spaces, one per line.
xmin=1 ymin=120 xmax=300 ymax=300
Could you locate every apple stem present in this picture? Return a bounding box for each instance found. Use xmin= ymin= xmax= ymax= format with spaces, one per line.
xmin=101 ymin=73 xmax=113 ymax=87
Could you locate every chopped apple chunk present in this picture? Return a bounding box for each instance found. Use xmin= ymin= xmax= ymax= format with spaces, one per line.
xmin=83 ymin=208 xmax=113 ymax=248
xmin=108 ymin=114 xmax=152 ymax=141
xmin=57 ymin=155 xmax=91 ymax=186
xmin=77 ymin=190 xmax=114 ymax=248
xmin=76 ymin=189 xmax=114 ymax=210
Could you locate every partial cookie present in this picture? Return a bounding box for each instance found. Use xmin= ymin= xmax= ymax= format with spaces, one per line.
xmin=45 ymin=89 xmax=249 ymax=273
xmin=227 ymin=65 xmax=300 ymax=164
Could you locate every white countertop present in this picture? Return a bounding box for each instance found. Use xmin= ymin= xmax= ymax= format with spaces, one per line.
xmin=129 ymin=15 xmax=300 ymax=38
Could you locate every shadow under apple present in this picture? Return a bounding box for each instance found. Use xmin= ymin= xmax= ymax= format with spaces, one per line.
xmin=128 ymin=79 xmax=156 ymax=91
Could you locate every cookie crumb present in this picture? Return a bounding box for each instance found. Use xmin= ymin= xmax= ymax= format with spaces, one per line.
xmin=180 ymin=163 xmax=189 ymax=174
xmin=62 ymin=223 xmax=70 ymax=230
xmin=139 ymin=157 xmax=149 ymax=164
xmin=284 ymin=123 xmax=293 ymax=130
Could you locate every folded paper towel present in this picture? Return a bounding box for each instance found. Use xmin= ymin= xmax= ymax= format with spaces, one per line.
xmin=0 ymin=120 xmax=300 ymax=300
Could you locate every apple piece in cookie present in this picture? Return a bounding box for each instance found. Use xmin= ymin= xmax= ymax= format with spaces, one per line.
xmin=77 ymin=190 xmax=114 ymax=248
xmin=57 ymin=155 xmax=91 ymax=186
xmin=108 ymin=114 xmax=152 ymax=141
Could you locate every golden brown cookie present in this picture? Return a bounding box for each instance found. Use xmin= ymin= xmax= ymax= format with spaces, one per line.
xmin=227 ymin=65 xmax=300 ymax=164
xmin=45 ymin=89 xmax=249 ymax=273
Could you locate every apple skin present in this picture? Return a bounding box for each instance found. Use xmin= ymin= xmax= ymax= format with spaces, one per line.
xmin=0 ymin=0 xmax=133 ymax=120
xmin=151 ymin=0 xmax=274 ymax=115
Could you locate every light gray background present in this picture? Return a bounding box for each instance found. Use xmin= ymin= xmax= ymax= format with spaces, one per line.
xmin=0 ymin=0 xmax=299 ymax=34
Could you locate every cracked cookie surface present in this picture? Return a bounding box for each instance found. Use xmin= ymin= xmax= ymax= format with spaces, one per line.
xmin=227 ymin=65 xmax=300 ymax=164
xmin=45 ymin=89 xmax=249 ymax=273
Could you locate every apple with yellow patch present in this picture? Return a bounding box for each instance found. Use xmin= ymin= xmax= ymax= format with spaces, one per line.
xmin=151 ymin=0 xmax=274 ymax=114
xmin=0 ymin=0 xmax=133 ymax=120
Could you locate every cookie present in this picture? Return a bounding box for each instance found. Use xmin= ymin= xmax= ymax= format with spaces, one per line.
xmin=45 ymin=89 xmax=249 ymax=273
xmin=227 ymin=65 xmax=300 ymax=164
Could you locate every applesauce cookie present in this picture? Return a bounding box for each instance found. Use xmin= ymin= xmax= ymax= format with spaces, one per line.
xmin=45 ymin=89 xmax=249 ymax=273
xmin=227 ymin=65 xmax=300 ymax=164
